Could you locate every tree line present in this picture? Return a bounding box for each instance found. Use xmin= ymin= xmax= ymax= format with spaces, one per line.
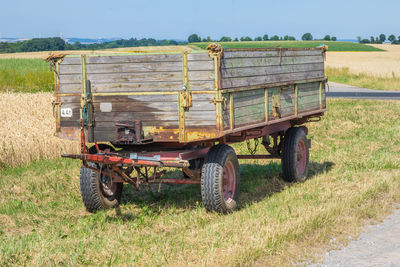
xmin=357 ymin=34 xmax=400 ymax=44
xmin=0 ymin=37 xmax=185 ymax=53
xmin=188 ymin=33 xmax=337 ymax=42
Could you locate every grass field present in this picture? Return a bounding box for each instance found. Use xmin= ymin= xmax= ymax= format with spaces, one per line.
xmin=0 ymin=59 xmax=53 ymax=93
xmin=1 ymin=99 xmax=400 ymax=266
xmin=191 ymin=41 xmax=384 ymax=52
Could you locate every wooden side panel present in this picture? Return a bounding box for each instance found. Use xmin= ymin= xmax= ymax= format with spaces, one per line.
xmin=91 ymin=94 xmax=179 ymax=141
xmin=297 ymin=81 xmax=325 ymax=112
xmin=185 ymin=94 xmax=216 ymax=126
xmin=233 ymin=89 xmax=265 ymax=127
xmin=220 ymin=49 xmax=324 ymax=89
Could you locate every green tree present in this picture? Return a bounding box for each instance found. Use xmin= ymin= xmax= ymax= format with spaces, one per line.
xmin=357 ymin=36 xmax=361 ymax=43
xmin=263 ymin=34 xmax=269 ymax=41
xmin=370 ymin=36 xmax=375 ymax=43
xmin=388 ymin=34 xmax=396 ymax=43
xmin=283 ymin=35 xmax=289 ymax=40
xmin=240 ymin=36 xmax=252 ymax=41
xmin=254 ymin=36 xmax=262 ymax=41
xmin=270 ymin=35 xmax=279 ymax=41
xmin=301 ymin=33 xmax=313 ymax=41
xmin=323 ymin=35 xmax=331 ymax=41
xmin=219 ymin=36 xmax=232 ymax=42
xmin=331 ymin=36 xmax=337 ymax=41
xmin=234 ymin=37 xmax=239 ymax=42
xmin=188 ymin=34 xmax=201 ymax=43
xmin=379 ymin=34 xmax=386 ymax=43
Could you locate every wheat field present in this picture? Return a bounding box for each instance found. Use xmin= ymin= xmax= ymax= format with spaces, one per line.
xmin=326 ymin=44 xmax=400 ymax=77
xmin=0 ymin=92 xmax=79 ymax=168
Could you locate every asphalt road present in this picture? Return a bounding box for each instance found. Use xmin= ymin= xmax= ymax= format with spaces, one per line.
xmin=327 ymin=82 xmax=400 ymax=100
xmin=312 ymin=207 xmax=400 ymax=267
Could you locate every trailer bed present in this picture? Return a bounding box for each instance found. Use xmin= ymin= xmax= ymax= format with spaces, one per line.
xmin=52 ymin=47 xmax=326 ymax=146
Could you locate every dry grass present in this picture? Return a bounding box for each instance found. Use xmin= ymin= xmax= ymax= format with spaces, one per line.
xmin=0 ymin=92 xmax=79 ymax=168
xmin=1 ymin=99 xmax=400 ymax=266
xmin=0 ymin=46 xmax=192 ymax=59
xmin=326 ymin=66 xmax=400 ymax=91
xmin=326 ymin=44 xmax=400 ymax=77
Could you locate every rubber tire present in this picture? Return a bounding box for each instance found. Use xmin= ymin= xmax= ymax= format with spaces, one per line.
xmin=201 ymin=144 xmax=240 ymax=213
xmin=80 ymin=162 xmax=123 ymax=213
xmin=281 ymin=127 xmax=309 ymax=182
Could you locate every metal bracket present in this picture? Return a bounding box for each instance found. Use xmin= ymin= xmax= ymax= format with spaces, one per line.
xmin=180 ymin=88 xmax=192 ymax=110
xmin=211 ymin=96 xmax=227 ymax=110
xmin=272 ymin=91 xmax=281 ymax=118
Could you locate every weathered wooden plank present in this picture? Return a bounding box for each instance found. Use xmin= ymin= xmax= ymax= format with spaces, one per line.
xmin=86 ymin=54 xmax=182 ymax=64
xmin=234 ymin=111 xmax=265 ymax=126
xmin=60 ymin=95 xmax=80 ymax=104
xmin=61 ymin=57 xmax=81 ymax=65
xmin=222 ymin=62 xmax=324 ymax=78
xmin=234 ymin=103 xmax=264 ymax=117
xmin=59 ymin=83 xmax=80 ymax=94
xmin=221 ymin=56 xmax=323 ymax=69
xmin=234 ymin=97 xmax=264 ymax=108
xmin=94 ymin=120 xmax=179 ymax=128
xmin=73 ymin=80 xmax=215 ymax=92
xmin=185 ymin=110 xmax=216 ymax=119
xmin=233 ymin=88 xmax=264 ymax=99
xmin=60 ymin=70 xmax=215 ymax=84
xmin=93 ymin=94 xmax=178 ymax=103
xmin=60 ymin=72 xmax=181 ymax=84
xmin=188 ymin=60 xmax=214 ymax=71
xmin=222 ymin=70 xmax=324 ymax=89
xmin=95 ymin=111 xmax=178 ymax=122
xmin=60 ymin=61 xmax=182 ymax=75
xmin=187 ymin=53 xmax=212 ymax=61
xmin=223 ymin=49 xmax=323 ymax=58
xmin=93 ymin=102 xmax=178 ymax=113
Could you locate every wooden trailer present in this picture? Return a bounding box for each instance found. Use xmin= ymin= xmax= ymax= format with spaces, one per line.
xmin=48 ymin=44 xmax=327 ymax=213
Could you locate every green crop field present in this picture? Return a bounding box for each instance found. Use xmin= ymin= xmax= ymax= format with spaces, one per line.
xmin=0 ymin=58 xmax=53 ymax=93
xmin=191 ymin=41 xmax=384 ymax=52
xmin=1 ymin=99 xmax=400 ymax=266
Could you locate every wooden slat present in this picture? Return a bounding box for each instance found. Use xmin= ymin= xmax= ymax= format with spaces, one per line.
xmin=61 ymin=57 xmax=81 ymax=65
xmin=222 ymin=62 xmax=323 ymax=78
xmin=222 ymin=70 xmax=324 ymax=89
xmin=223 ymin=49 xmax=323 ymax=58
xmin=234 ymin=111 xmax=265 ymax=127
xmin=86 ymin=54 xmax=182 ymax=64
xmin=93 ymin=94 xmax=178 ymax=103
xmin=95 ymin=111 xmax=178 ymax=122
xmin=187 ymin=53 xmax=212 ymax=61
xmin=221 ymin=55 xmax=323 ymax=69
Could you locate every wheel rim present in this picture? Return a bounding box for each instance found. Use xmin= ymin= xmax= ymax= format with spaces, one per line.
xmin=100 ymin=173 xmax=118 ymax=198
xmin=222 ymin=160 xmax=236 ymax=203
xmin=297 ymin=139 xmax=307 ymax=175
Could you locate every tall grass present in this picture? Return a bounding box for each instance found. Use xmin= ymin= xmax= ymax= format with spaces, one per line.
xmin=1 ymin=99 xmax=400 ymax=266
xmin=0 ymin=58 xmax=54 ymax=93
xmin=326 ymin=66 xmax=400 ymax=91
xmin=0 ymin=92 xmax=79 ymax=168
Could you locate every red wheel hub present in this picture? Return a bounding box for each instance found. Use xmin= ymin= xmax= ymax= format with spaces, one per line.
xmin=297 ymin=139 xmax=307 ymax=175
xmin=222 ymin=161 xmax=236 ymax=203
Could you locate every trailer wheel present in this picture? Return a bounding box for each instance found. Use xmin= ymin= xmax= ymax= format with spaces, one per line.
xmin=281 ymin=127 xmax=309 ymax=182
xmin=201 ymin=144 xmax=240 ymax=213
xmin=80 ymin=162 xmax=123 ymax=213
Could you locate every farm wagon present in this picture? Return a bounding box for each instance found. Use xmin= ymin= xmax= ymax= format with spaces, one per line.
xmin=47 ymin=44 xmax=327 ymax=213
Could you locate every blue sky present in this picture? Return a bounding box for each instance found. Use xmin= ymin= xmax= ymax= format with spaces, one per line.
xmin=0 ymin=0 xmax=399 ymax=40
